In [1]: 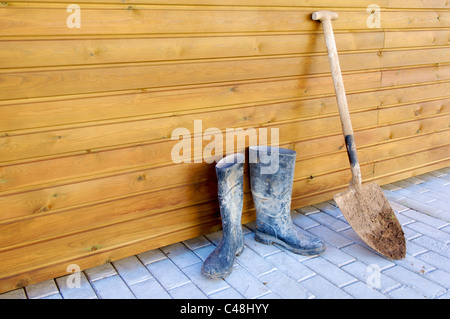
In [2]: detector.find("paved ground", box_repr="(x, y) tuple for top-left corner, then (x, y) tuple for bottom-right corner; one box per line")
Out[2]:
(1, 168), (449, 299)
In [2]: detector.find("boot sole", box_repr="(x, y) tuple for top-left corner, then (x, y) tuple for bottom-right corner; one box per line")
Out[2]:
(255, 231), (325, 256)
(201, 245), (245, 280)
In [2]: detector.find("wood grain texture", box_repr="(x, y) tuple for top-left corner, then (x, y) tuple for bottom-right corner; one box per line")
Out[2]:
(0, 1), (449, 293)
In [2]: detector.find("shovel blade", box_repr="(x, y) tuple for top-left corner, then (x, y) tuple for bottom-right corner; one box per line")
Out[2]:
(334, 182), (406, 260)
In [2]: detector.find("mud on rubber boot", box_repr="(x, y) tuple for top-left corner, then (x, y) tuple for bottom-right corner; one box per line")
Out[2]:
(249, 146), (326, 256)
(201, 153), (245, 279)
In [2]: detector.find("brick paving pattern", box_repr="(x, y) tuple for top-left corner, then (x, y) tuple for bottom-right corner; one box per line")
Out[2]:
(2, 168), (449, 299)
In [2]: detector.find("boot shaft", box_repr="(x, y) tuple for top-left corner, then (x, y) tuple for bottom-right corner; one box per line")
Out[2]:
(249, 146), (296, 217)
(215, 153), (245, 234)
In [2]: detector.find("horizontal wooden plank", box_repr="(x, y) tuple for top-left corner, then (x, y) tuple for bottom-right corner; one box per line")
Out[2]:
(2, 46), (450, 101)
(6, 0), (390, 8)
(385, 30), (450, 48)
(388, 0), (450, 9)
(381, 64), (450, 86)
(1, 7), (449, 38)
(373, 144), (450, 177)
(378, 98), (450, 124)
(0, 32), (385, 69)
(3, 30), (450, 70)
(0, 8), (363, 36)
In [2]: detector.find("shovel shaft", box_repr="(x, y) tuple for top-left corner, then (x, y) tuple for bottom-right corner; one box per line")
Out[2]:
(312, 11), (362, 184)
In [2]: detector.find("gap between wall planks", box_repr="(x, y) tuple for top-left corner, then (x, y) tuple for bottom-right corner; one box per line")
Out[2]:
(0, 1), (449, 293)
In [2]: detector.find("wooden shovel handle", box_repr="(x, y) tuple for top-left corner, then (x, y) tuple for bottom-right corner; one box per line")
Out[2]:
(312, 11), (362, 185)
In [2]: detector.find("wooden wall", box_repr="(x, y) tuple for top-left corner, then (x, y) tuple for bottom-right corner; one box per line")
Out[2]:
(1, 0), (449, 293)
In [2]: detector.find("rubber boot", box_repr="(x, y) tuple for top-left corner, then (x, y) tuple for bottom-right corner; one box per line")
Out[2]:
(201, 153), (245, 279)
(249, 146), (326, 256)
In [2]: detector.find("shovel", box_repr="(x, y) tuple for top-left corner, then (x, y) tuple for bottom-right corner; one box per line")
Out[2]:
(312, 11), (406, 259)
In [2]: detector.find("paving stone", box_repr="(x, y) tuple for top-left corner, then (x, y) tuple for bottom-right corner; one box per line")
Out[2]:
(412, 235), (450, 258)
(235, 245), (276, 277)
(424, 197), (450, 212)
(402, 226), (422, 241)
(396, 211), (416, 227)
(404, 240), (428, 257)
(307, 225), (353, 249)
(320, 244), (356, 267)
(84, 263), (117, 282)
(382, 190), (406, 202)
(168, 282), (207, 299)
(424, 269), (450, 289)
(299, 274), (352, 299)
(381, 183), (402, 191)
(441, 224), (450, 233)
(265, 251), (316, 282)
(56, 272), (97, 299)
(342, 281), (387, 299)
(393, 253), (436, 275)
(391, 180), (429, 193)
(394, 188), (437, 203)
(389, 200), (410, 213)
(401, 209), (448, 229)
(42, 293), (63, 299)
(137, 248), (167, 265)
(146, 258), (190, 291)
(388, 286), (427, 299)
(0, 288), (27, 299)
(128, 278), (171, 299)
(113, 256), (152, 286)
(25, 279), (59, 299)
(341, 260), (400, 294)
(402, 176), (427, 185)
(181, 263), (229, 296)
(312, 202), (343, 218)
(161, 242), (202, 269)
(418, 173), (449, 186)
(258, 270), (313, 299)
(416, 251), (450, 271)
(303, 256), (357, 288)
(183, 235), (211, 250)
(208, 287), (244, 299)
(192, 244), (215, 261)
(341, 243), (395, 271)
(406, 221), (450, 244)
(223, 264), (271, 299)
(295, 205), (320, 215)
(90, 275), (135, 299)
(257, 291), (281, 299)
(308, 212), (351, 232)
(292, 212), (320, 230)
(383, 265), (446, 298)
(244, 232), (280, 257)
(437, 292), (450, 299)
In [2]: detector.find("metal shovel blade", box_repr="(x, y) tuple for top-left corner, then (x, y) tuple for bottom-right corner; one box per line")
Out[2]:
(334, 182), (406, 260)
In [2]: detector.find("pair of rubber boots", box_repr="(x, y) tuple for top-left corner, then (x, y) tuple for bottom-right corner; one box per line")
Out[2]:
(201, 146), (326, 279)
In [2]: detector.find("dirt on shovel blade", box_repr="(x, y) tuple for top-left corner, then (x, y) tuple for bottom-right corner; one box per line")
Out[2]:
(334, 182), (406, 260)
